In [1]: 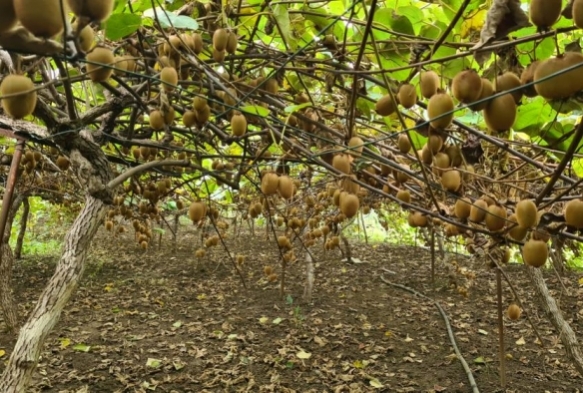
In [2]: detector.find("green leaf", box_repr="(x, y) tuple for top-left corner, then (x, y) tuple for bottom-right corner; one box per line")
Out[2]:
(514, 97), (554, 134)
(143, 7), (199, 30)
(241, 105), (270, 117)
(272, 4), (296, 49)
(73, 343), (91, 353)
(397, 6), (424, 35)
(104, 13), (142, 40)
(473, 356), (485, 364)
(146, 358), (162, 368)
(284, 102), (312, 113)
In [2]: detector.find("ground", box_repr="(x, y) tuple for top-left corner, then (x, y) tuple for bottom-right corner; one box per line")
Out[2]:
(1, 225), (582, 393)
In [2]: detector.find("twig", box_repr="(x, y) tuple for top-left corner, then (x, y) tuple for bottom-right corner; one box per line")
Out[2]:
(379, 275), (480, 393)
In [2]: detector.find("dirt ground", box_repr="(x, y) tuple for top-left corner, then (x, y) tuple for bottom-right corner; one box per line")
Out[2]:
(1, 225), (583, 393)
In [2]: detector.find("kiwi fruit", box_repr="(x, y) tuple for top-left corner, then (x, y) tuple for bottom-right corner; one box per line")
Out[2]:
(420, 145), (433, 164)
(67, 0), (114, 21)
(340, 193), (360, 218)
(195, 104), (211, 127)
(574, 0), (583, 28)
(192, 33), (204, 54)
(14, 0), (66, 38)
(278, 175), (295, 199)
(564, 199), (583, 228)
(164, 107), (175, 125)
(265, 78), (279, 94)
(231, 111), (247, 137)
(105, 220), (114, 231)
(409, 212), (428, 228)
(496, 72), (523, 104)
(451, 69), (483, 104)
(56, 155), (70, 170)
(397, 133), (411, 154)
(469, 199), (488, 222)
(149, 110), (165, 130)
(454, 197), (472, 219)
(277, 235), (292, 250)
(396, 189), (411, 203)
(0, 75), (37, 119)
(445, 145), (462, 167)
(507, 304), (521, 320)
(520, 61), (540, 97)
(468, 78), (494, 111)
(348, 136), (364, 158)
(183, 110), (197, 128)
(0, 0), (17, 33)
(420, 70), (440, 99)
(160, 66), (178, 92)
(261, 172), (279, 196)
(485, 204), (507, 232)
(213, 28), (229, 51)
(529, 0), (562, 29)
(397, 83), (417, 108)
(441, 170), (461, 192)
(342, 175), (360, 195)
(515, 199), (538, 228)
(534, 52), (583, 99)
(193, 96), (207, 111)
(226, 32), (238, 54)
(188, 202), (206, 223)
(432, 152), (450, 175)
(427, 134), (443, 154)
(522, 239), (548, 268)
(483, 93), (516, 132)
(332, 153), (351, 174)
(86, 47), (115, 83)
(75, 23), (95, 53)
(427, 91), (454, 129)
(375, 94), (396, 116)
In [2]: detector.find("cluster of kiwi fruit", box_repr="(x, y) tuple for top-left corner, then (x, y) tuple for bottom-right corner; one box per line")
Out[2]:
(19, 150), (42, 174)
(260, 171), (297, 200)
(211, 28), (238, 62)
(263, 265), (278, 283)
(132, 219), (153, 250)
(182, 96), (211, 129)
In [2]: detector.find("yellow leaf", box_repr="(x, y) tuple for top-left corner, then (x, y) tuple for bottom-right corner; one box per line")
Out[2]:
(296, 350), (312, 359)
(353, 360), (364, 369)
(578, 277), (583, 286)
(515, 336), (526, 346)
(460, 9), (487, 39)
(196, 294), (206, 300)
(384, 330), (392, 337)
(259, 316), (269, 324)
(0, 350), (5, 358)
(369, 378), (384, 388)
(60, 338), (71, 349)
(104, 283), (114, 292)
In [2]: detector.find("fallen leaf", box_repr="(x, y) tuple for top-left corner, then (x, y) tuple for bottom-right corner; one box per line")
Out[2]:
(59, 337), (71, 349)
(272, 317), (284, 324)
(478, 329), (488, 335)
(259, 316), (268, 324)
(474, 356), (485, 364)
(73, 344), (91, 353)
(172, 320), (182, 328)
(296, 350), (312, 359)
(516, 336), (526, 346)
(404, 334), (414, 342)
(369, 377), (384, 388)
(146, 358), (162, 368)
(0, 350), (5, 358)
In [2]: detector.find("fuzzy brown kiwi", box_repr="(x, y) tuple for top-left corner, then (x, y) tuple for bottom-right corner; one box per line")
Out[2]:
(397, 83), (417, 108)
(427, 91), (454, 129)
(67, 0), (114, 21)
(75, 23), (95, 53)
(574, 0), (583, 27)
(507, 304), (521, 320)
(212, 28), (229, 51)
(265, 78), (279, 94)
(261, 172), (279, 196)
(468, 78), (494, 111)
(375, 94), (396, 116)
(496, 72), (523, 104)
(226, 32), (238, 54)
(348, 136), (364, 158)
(483, 93), (516, 132)
(515, 199), (538, 228)
(427, 134), (444, 154)
(14, 0), (66, 38)
(0, 75), (37, 119)
(441, 170), (461, 192)
(332, 153), (351, 174)
(278, 175), (295, 199)
(432, 152), (450, 174)
(56, 155), (70, 171)
(192, 33), (204, 54)
(469, 199), (488, 222)
(0, 0), (17, 33)
(86, 47), (115, 83)
(564, 199), (583, 228)
(188, 202), (206, 223)
(213, 48), (226, 62)
(445, 145), (462, 167)
(420, 70), (440, 99)
(195, 104), (211, 127)
(485, 204), (507, 231)
(149, 110), (165, 130)
(420, 145), (433, 164)
(105, 220), (114, 231)
(341, 175), (360, 194)
(522, 239), (548, 268)
(340, 193), (359, 218)
(520, 61), (540, 97)
(182, 110), (197, 128)
(160, 66), (178, 92)
(534, 52), (583, 99)
(397, 133), (411, 154)
(529, 0), (562, 29)
(231, 111), (247, 137)
(33, 151), (42, 162)
(193, 96), (207, 112)
(508, 213), (526, 240)
(454, 197), (472, 219)
(451, 69), (483, 104)
(396, 189), (411, 203)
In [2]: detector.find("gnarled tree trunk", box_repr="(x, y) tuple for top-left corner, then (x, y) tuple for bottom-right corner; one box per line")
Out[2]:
(0, 194), (25, 333)
(527, 266), (583, 375)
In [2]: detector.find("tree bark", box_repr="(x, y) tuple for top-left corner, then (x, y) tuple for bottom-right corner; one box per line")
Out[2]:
(527, 266), (583, 375)
(0, 194), (25, 333)
(14, 198), (29, 260)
